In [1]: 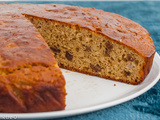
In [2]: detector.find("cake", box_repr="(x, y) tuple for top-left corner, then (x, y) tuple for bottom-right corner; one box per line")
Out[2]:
(0, 3), (155, 113)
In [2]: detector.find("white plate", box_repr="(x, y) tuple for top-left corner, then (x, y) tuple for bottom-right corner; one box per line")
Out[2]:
(0, 53), (160, 120)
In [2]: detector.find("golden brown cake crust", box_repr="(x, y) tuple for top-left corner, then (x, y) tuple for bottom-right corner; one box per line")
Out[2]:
(0, 3), (155, 58)
(0, 3), (66, 113)
(21, 3), (155, 58)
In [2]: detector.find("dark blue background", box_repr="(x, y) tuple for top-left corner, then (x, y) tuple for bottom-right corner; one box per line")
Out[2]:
(1, 1), (160, 120)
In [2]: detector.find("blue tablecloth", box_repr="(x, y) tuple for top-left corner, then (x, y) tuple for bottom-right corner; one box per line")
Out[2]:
(1, 1), (160, 120)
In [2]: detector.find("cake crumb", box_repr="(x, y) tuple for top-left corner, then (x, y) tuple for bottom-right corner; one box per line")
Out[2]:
(65, 70), (70, 73)
(114, 84), (116, 86)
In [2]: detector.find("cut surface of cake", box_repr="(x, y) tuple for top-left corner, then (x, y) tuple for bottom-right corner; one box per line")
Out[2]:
(0, 3), (156, 113)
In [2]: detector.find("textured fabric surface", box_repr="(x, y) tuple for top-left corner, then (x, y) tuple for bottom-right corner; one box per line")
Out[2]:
(1, 1), (160, 120)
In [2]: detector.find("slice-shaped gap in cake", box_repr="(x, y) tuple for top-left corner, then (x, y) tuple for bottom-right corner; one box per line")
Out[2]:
(24, 15), (147, 85)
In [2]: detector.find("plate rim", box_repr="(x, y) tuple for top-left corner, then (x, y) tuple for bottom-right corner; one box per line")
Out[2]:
(0, 52), (160, 119)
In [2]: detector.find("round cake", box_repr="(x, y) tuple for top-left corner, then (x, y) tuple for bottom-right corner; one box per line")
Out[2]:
(0, 3), (155, 113)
